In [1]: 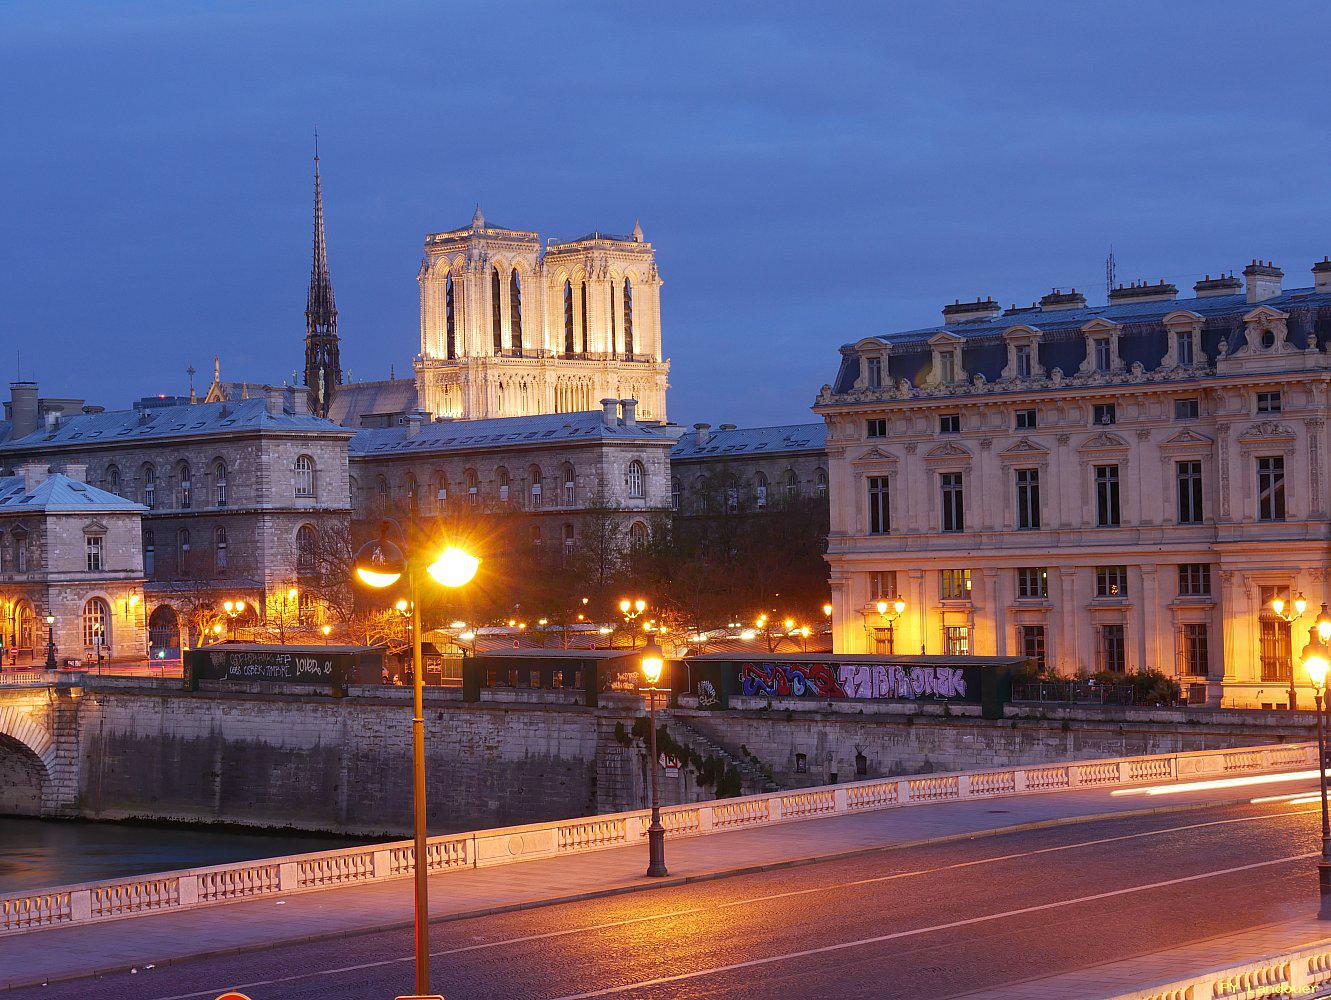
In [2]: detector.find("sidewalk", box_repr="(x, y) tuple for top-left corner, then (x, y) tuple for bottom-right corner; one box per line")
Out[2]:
(974, 917), (1331, 999)
(0, 777), (1315, 990)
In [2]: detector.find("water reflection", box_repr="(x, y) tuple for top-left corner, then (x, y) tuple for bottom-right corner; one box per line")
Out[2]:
(0, 818), (370, 893)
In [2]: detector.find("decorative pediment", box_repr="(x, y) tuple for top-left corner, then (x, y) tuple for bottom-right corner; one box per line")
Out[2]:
(852, 447), (900, 466)
(1081, 317), (1123, 335)
(1237, 420), (1296, 445)
(82, 520), (109, 535)
(998, 438), (1051, 460)
(1159, 428), (1215, 452)
(1161, 309), (1204, 329)
(1243, 305), (1290, 324)
(1003, 324), (1042, 341)
(855, 336), (888, 354)
(1077, 431), (1130, 453)
(927, 330), (964, 347)
(923, 441), (974, 463)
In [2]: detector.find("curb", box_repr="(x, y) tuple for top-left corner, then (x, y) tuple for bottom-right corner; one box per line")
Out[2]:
(0, 799), (1261, 993)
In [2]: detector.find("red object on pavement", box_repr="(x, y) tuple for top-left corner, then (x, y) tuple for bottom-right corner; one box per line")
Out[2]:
(215, 993), (253, 1000)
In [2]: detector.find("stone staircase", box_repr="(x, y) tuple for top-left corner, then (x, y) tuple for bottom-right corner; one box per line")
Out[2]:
(669, 715), (779, 794)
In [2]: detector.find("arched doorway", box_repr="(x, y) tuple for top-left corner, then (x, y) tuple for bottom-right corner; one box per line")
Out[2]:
(0, 734), (46, 816)
(11, 601), (35, 662)
(148, 605), (181, 661)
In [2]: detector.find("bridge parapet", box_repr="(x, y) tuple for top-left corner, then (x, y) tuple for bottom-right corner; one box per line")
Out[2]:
(0, 739), (1315, 937)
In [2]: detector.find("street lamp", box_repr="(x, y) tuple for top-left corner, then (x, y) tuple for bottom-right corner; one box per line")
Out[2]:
(619, 597), (647, 648)
(1302, 628), (1331, 919)
(1273, 593), (1311, 710)
(639, 641), (668, 878)
(352, 522), (479, 998)
(44, 614), (56, 669)
(223, 599), (246, 641)
(867, 597), (907, 654)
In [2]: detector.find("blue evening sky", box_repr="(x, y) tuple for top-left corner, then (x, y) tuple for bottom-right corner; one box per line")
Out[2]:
(3, 2), (1330, 427)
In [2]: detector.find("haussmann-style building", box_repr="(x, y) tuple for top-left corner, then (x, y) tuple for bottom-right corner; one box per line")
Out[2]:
(815, 258), (1331, 708)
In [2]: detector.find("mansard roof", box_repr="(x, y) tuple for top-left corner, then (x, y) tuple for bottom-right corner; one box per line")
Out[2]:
(326, 378), (421, 428)
(0, 397), (350, 454)
(830, 283), (1331, 395)
(349, 409), (674, 459)
(0, 473), (145, 514)
(669, 422), (827, 460)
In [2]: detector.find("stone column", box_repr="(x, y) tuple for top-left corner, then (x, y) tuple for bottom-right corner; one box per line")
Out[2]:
(1139, 566), (1159, 673)
(986, 566), (1007, 656)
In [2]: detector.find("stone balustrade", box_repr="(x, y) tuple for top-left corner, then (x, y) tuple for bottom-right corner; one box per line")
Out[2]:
(0, 740), (1315, 936)
(1110, 938), (1331, 1000)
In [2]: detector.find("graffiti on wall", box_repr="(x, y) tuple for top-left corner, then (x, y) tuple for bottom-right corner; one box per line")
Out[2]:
(736, 661), (969, 702)
(738, 661), (848, 698)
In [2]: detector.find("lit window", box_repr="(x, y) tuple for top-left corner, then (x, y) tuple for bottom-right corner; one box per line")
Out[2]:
(627, 460), (645, 499)
(85, 535), (104, 572)
(940, 569), (971, 600)
(1095, 565), (1128, 598)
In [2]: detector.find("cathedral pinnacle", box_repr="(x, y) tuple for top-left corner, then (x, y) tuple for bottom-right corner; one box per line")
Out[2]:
(472, 203), (485, 229)
(304, 132), (342, 417)
(631, 219), (643, 242)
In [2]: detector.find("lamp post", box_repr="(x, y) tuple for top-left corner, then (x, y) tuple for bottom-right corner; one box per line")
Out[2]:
(353, 521), (479, 998)
(223, 600), (246, 641)
(865, 597), (907, 654)
(1302, 626), (1331, 919)
(1273, 593), (1310, 710)
(619, 598), (647, 648)
(639, 640), (668, 878)
(44, 614), (56, 669)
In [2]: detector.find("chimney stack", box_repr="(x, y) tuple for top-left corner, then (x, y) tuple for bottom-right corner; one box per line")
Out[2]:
(600, 398), (619, 427)
(1107, 279), (1177, 305)
(44, 411), (60, 432)
(7, 382), (38, 440)
(1244, 260), (1283, 303)
(620, 398), (637, 426)
(1313, 257), (1331, 293)
(1038, 288), (1087, 312)
(941, 296), (1001, 324)
(20, 463), (49, 492)
(719, 423), (737, 431)
(404, 411), (424, 438)
(1193, 273), (1243, 298)
(264, 387), (288, 416)
(693, 422), (711, 446)
(63, 463), (87, 484)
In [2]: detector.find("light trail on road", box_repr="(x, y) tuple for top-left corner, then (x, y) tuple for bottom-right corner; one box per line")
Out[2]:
(1111, 769), (1317, 796)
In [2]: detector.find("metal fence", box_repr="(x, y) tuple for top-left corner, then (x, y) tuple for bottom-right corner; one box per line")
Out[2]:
(1012, 680), (1154, 706)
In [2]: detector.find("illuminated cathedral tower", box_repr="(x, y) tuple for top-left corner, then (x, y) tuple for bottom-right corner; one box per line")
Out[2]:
(303, 141), (342, 418)
(414, 208), (669, 421)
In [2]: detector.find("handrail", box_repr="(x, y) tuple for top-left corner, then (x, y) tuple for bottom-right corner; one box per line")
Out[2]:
(1107, 935), (1331, 999)
(0, 740), (1314, 936)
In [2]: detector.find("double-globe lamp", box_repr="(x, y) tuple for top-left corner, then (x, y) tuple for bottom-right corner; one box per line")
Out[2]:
(353, 529), (480, 999)
(639, 640), (669, 878)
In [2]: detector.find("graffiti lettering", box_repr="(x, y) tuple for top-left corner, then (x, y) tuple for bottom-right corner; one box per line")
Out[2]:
(738, 662), (849, 698)
(838, 664), (967, 700)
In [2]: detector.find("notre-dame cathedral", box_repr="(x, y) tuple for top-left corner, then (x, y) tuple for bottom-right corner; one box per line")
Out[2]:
(412, 206), (669, 423)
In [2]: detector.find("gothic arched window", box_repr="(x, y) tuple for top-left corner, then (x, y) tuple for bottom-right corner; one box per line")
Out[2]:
(465, 468), (479, 505)
(562, 463), (576, 506)
(624, 277), (635, 356)
(405, 473), (419, 515)
(563, 280), (574, 355)
(784, 469), (799, 500)
(491, 265), (504, 355)
(141, 463), (156, 509)
(671, 477), (681, 511)
(755, 472), (769, 510)
(294, 455), (315, 498)
(579, 282), (588, 354)
(177, 528), (191, 572)
(497, 467), (511, 503)
(213, 459), (228, 508)
(445, 274), (457, 360)
(626, 460), (645, 499)
(529, 465), (544, 509)
(510, 269), (523, 353)
(214, 526), (228, 573)
(815, 468), (828, 498)
(106, 464), (121, 495)
(175, 460), (192, 509)
(629, 520), (648, 549)
(296, 524), (317, 576)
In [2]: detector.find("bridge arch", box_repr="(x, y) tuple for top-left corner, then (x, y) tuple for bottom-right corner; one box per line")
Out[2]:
(0, 701), (57, 816)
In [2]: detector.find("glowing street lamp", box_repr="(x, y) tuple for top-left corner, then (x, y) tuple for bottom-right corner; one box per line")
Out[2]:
(639, 641), (668, 878)
(223, 599), (247, 640)
(1303, 628), (1331, 920)
(823, 603), (833, 618)
(44, 614), (56, 669)
(1273, 593), (1313, 710)
(619, 597), (648, 648)
(351, 521), (480, 997)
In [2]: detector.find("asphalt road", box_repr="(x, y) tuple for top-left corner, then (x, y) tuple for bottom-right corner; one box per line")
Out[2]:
(11, 799), (1323, 1000)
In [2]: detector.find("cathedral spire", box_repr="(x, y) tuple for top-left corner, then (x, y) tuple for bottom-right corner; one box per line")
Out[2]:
(304, 128), (341, 417)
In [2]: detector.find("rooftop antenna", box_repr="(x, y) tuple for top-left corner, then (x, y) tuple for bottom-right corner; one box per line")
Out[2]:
(1106, 247), (1117, 299)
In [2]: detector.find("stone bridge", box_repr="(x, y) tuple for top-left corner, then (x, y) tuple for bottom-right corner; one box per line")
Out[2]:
(0, 676), (81, 816)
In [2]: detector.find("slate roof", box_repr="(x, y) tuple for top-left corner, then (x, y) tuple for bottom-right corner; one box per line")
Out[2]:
(0, 397), (350, 454)
(326, 379), (421, 428)
(349, 409), (674, 458)
(832, 283), (1331, 394)
(0, 473), (146, 514)
(670, 423), (827, 460)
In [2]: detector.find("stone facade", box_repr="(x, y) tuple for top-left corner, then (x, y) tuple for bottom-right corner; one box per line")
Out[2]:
(816, 259), (1331, 708)
(414, 209), (669, 423)
(669, 422), (828, 515)
(0, 387), (353, 654)
(0, 468), (147, 665)
(349, 402), (674, 547)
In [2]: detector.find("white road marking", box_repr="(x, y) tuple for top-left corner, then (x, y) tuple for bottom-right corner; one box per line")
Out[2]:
(547, 852), (1317, 999)
(142, 808), (1316, 1000)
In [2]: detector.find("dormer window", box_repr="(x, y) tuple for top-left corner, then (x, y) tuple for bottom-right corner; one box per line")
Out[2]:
(1001, 325), (1043, 381)
(866, 357), (882, 389)
(1015, 345), (1032, 378)
(1175, 332), (1194, 366)
(1094, 338), (1111, 373)
(939, 353), (956, 384)
(927, 332), (965, 387)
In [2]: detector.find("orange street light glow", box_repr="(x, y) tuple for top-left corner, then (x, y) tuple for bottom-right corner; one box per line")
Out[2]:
(357, 567), (400, 587)
(1111, 770), (1320, 797)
